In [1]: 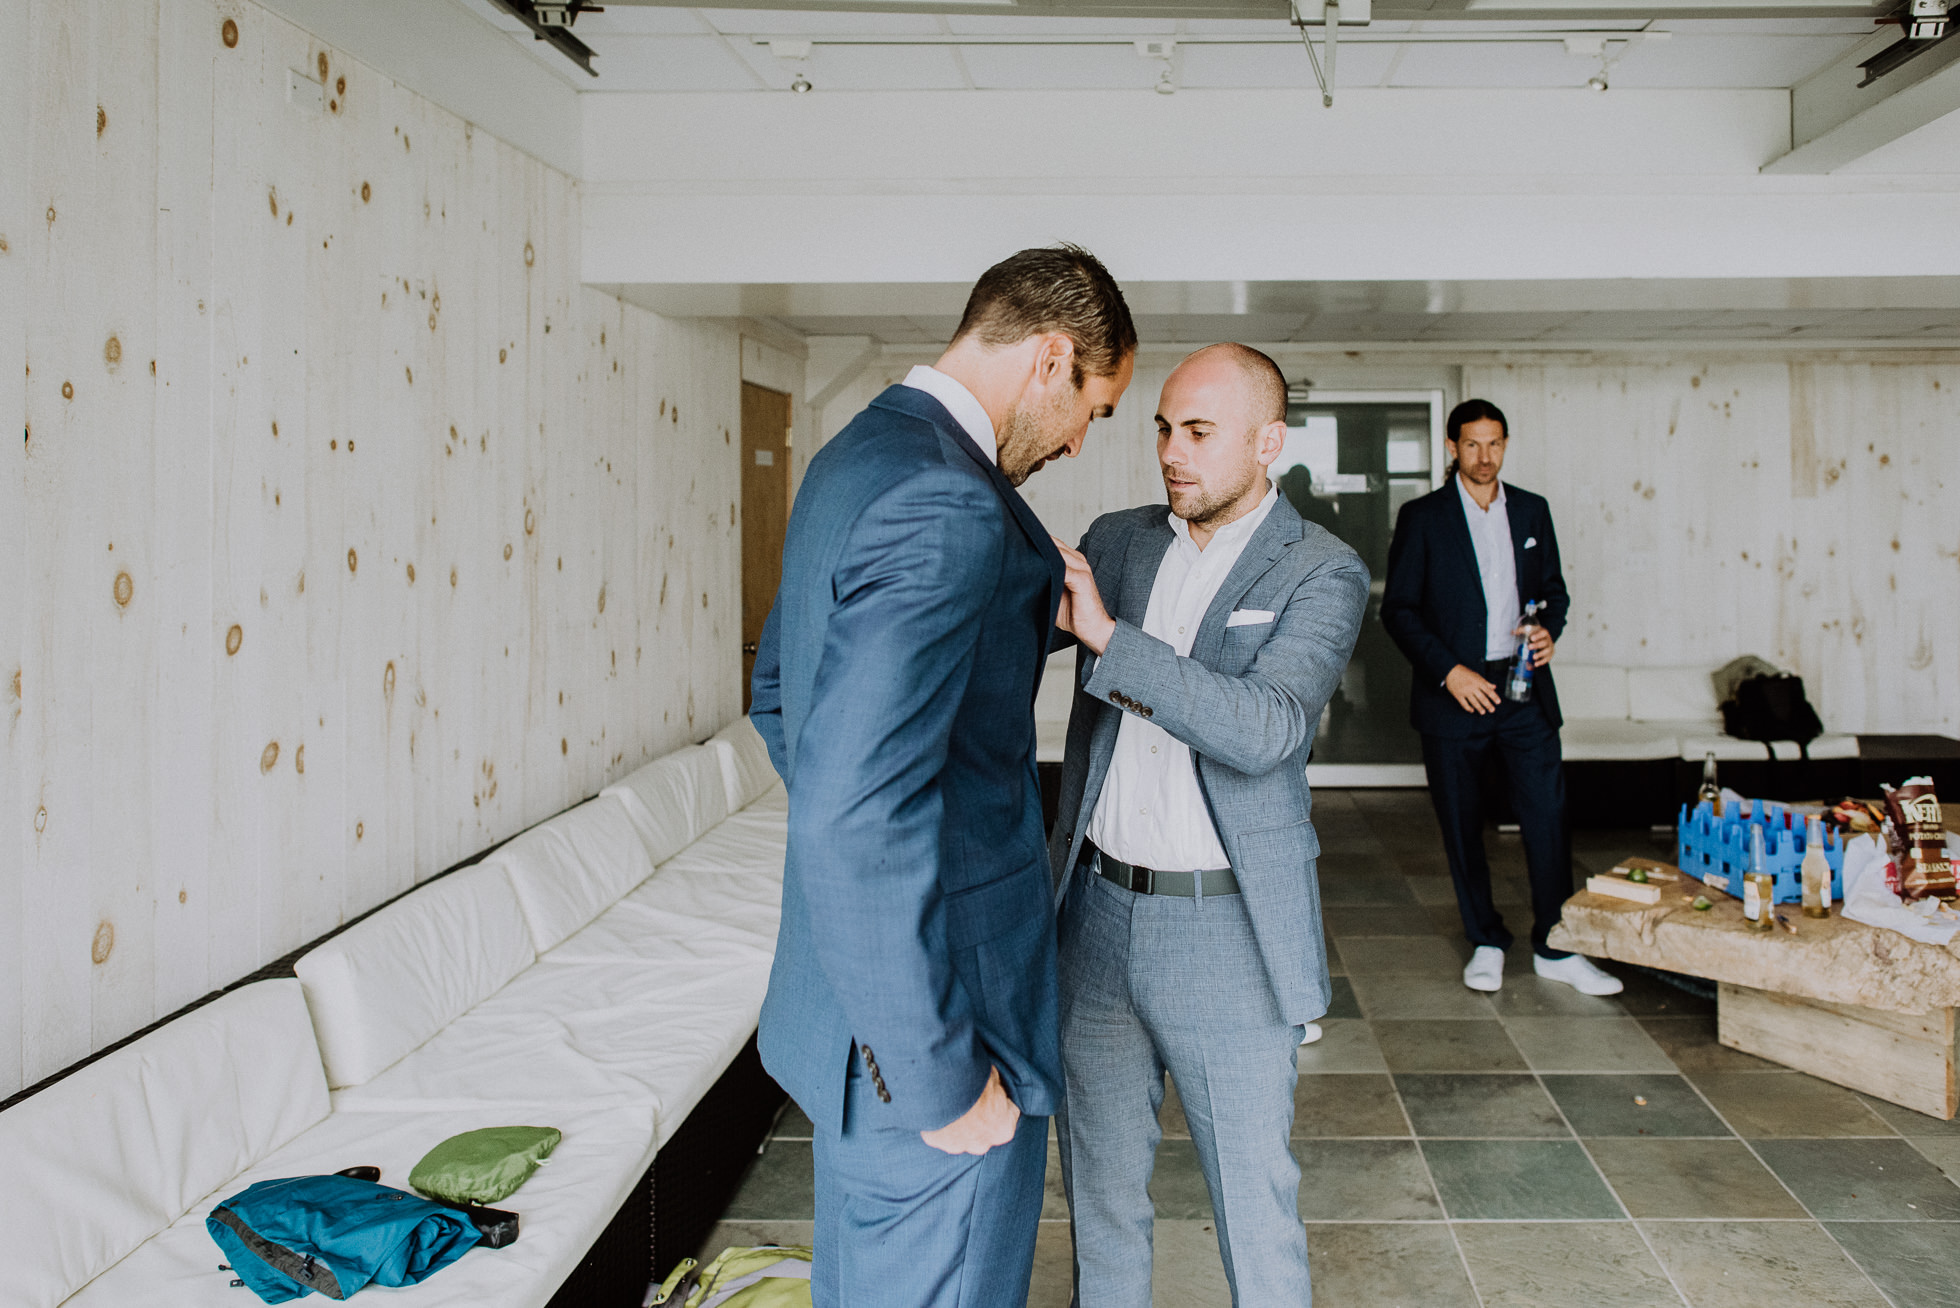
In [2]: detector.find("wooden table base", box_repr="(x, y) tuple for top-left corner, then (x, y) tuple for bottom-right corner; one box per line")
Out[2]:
(1719, 982), (1957, 1120)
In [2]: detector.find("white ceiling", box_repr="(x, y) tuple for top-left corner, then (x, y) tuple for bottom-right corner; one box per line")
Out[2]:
(461, 2), (1882, 92)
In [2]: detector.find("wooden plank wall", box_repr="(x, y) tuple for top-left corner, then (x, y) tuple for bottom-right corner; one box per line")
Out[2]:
(0, 0), (742, 1096)
(1470, 358), (1960, 738)
(806, 344), (1960, 740)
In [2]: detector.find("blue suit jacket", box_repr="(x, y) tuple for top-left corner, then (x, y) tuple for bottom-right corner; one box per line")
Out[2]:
(1380, 480), (1570, 737)
(749, 385), (1065, 1136)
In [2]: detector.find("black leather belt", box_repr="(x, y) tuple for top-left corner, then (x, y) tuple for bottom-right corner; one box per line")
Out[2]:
(1088, 842), (1239, 898)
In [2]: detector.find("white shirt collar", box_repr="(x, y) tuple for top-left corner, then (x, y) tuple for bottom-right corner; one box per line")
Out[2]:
(1456, 472), (1506, 516)
(902, 366), (996, 467)
(1169, 482), (1278, 555)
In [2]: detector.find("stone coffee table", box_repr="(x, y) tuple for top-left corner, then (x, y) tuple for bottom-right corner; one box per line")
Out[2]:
(1549, 865), (1960, 1119)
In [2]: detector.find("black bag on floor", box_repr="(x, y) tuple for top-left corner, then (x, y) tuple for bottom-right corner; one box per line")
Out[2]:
(1720, 673), (1824, 758)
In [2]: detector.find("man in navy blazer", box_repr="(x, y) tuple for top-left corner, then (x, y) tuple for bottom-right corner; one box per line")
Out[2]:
(748, 246), (1136, 1308)
(1382, 399), (1622, 997)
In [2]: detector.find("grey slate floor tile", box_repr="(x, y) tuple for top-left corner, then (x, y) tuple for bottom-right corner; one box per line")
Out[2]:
(1825, 1220), (1960, 1308)
(1395, 1072), (1570, 1138)
(1295, 1138), (1444, 1220)
(1637, 1220), (1891, 1308)
(1691, 1071), (1898, 1138)
(1754, 1138), (1960, 1221)
(1374, 1019), (1529, 1073)
(1422, 1138), (1624, 1219)
(1541, 1072), (1732, 1137)
(1586, 1137), (1808, 1218)
(1304, 1222), (1480, 1308)
(1453, 1221), (1681, 1308)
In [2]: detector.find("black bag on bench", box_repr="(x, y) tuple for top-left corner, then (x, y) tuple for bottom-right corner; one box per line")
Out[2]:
(1721, 673), (1824, 759)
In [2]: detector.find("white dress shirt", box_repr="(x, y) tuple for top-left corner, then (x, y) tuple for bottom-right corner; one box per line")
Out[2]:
(1457, 474), (1520, 660)
(902, 365), (996, 467)
(1086, 485), (1280, 872)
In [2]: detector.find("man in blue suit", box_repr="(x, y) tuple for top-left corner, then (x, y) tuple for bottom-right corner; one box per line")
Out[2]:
(749, 246), (1137, 1308)
(1381, 399), (1621, 997)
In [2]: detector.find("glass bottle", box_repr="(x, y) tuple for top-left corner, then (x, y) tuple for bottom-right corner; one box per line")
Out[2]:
(1744, 823), (1775, 931)
(1802, 814), (1832, 918)
(1505, 601), (1539, 704)
(1698, 752), (1722, 818)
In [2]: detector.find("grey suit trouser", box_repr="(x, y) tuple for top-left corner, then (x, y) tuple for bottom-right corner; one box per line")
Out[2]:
(1055, 856), (1312, 1307)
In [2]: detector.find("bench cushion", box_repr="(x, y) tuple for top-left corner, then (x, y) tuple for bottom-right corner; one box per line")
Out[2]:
(62, 1103), (657, 1308)
(295, 863), (535, 1090)
(0, 981), (328, 1308)
(1679, 733), (1861, 763)
(1627, 666), (1722, 725)
(491, 796), (654, 954)
(1554, 664), (1629, 721)
(711, 718), (779, 813)
(601, 744), (730, 867)
(1559, 718), (1691, 762)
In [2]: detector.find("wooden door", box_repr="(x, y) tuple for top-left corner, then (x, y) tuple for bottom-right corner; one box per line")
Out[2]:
(741, 383), (793, 711)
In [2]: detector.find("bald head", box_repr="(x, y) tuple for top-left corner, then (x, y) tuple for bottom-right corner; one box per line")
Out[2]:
(1174, 342), (1287, 430)
(1156, 343), (1291, 545)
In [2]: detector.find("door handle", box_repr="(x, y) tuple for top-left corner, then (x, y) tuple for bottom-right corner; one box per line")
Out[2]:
(742, 642), (759, 656)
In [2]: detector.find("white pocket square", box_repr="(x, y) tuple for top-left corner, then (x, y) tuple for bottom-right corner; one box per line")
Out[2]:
(1524, 537), (1538, 549)
(1226, 609), (1275, 628)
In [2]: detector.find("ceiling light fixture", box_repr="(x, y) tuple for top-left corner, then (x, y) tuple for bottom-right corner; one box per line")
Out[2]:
(1136, 39), (1179, 94)
(791, 74), (813, 93)
(770, 39), (815, 93)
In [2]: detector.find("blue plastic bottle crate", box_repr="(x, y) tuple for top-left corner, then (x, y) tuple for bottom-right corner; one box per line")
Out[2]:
(1675, 800), (1843, 905)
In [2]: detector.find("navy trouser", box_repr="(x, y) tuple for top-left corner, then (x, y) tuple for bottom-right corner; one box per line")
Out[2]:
(809, 1058), (1048, 1308)
(1419, 694), (1572, 958)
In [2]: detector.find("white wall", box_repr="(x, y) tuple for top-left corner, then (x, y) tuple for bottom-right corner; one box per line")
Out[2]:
(583, 89), (1960, 286)
(806, 341), (1960, 739)
(0, 0), (742, 1097)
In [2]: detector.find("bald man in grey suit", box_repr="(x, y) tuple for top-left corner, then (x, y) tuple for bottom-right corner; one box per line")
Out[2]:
(1047, 344), (1369, 1306)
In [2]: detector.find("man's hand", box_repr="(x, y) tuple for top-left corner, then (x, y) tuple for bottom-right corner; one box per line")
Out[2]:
(1051, 538), (1116, 655)
(920, 1065), (1020, 1156)
(1445, 664), (1502, 715)
(1521, 624), (1555, 669)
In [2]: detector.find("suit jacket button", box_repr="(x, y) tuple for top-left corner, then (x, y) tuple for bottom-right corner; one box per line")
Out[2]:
(1142, 707), (1154, 719)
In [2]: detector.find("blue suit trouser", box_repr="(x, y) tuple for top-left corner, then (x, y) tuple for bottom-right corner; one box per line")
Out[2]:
(1419, 695), (1572, 958)
(809, 1059), (1048, 1308)
(1055, 858), (1311, 1307)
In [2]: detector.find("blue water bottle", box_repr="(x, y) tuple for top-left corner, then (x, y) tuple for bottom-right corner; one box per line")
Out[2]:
(1505, 601), (1539, 703)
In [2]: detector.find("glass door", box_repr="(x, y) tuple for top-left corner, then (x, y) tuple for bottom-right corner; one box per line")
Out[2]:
(1277, 390), (1445, 781)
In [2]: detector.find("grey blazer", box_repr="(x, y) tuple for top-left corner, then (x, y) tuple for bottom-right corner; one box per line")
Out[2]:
(1046, 493), (1370, 1026)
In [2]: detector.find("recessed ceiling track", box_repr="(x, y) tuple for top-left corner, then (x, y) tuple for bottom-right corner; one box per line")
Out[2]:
(486, 0), (602, 75)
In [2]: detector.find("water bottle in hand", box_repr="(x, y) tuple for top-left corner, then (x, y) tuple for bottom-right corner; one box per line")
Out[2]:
(1505, 601), (1539, 704)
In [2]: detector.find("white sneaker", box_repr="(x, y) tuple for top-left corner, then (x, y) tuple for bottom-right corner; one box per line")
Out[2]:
(1463, 946), (1505, 992)
(1534, 953), (1625, 996)
(1299, 1022), (1324, 1046)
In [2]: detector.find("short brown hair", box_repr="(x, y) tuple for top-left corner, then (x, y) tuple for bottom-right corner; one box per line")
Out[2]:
(952, 245), (1137, 385)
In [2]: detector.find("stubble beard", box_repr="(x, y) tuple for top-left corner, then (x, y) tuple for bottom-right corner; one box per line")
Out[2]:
(996, 385), (1076, 488)
(1166, 459), (1260, 528)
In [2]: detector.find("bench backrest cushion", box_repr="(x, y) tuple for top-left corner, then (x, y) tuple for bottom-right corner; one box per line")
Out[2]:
(601, 744), (730, 866)
(294, 863), (534, 1090)
(0, 980), (328, 1308)
(711, 717), (779, 813)
(493, 795), (655, 954)
(1627, 666), (1722, 724)
(1555, 664), (1629, 721)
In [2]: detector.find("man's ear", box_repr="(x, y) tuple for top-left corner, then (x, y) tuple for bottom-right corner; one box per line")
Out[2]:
(1034, 333), (1076, 386)
(1254, 418), (1288, 469)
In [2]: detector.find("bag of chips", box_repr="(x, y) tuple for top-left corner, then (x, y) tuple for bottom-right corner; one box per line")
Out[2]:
(1881, 779), (1956, 901)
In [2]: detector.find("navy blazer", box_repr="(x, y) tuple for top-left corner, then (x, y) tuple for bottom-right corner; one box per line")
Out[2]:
(749, 386), (1065, 1137)
(1381, 480), (1570, 737)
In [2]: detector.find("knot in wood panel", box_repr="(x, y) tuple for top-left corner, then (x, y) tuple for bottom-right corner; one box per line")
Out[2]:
(226, 624), (243, 657)
(61, 380), (73, 400)
(405, 562), (415, 583)
(503, 544), (512, 561)
(112, 572), (133, 607)
(356, 821), (364, 840)
(318, 51), (329, 80)
(524, 242), (535, 267)
(360, 181), (371, 204)
(221, 18), (238, 48)
(260, 741), (280, 773)
(295, 744), (305, 774)
(524, 508), (535, 536)
(383, 661), (396, 701)
(347, 547), (358, 573)
(91, 922), (114, 965)
(104, 336), (120, 368)
(34, 805), (47, 833)
(96, 106), (106, 136)
(597, 585), (606, 614)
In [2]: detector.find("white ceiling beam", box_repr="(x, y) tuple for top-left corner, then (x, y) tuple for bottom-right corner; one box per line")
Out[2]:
(1762, 27), (1960, 172)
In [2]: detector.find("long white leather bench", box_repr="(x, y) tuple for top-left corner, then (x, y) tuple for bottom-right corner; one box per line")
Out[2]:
(0, 720), (787, 1308)
(1557, 663), (1858, 763)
